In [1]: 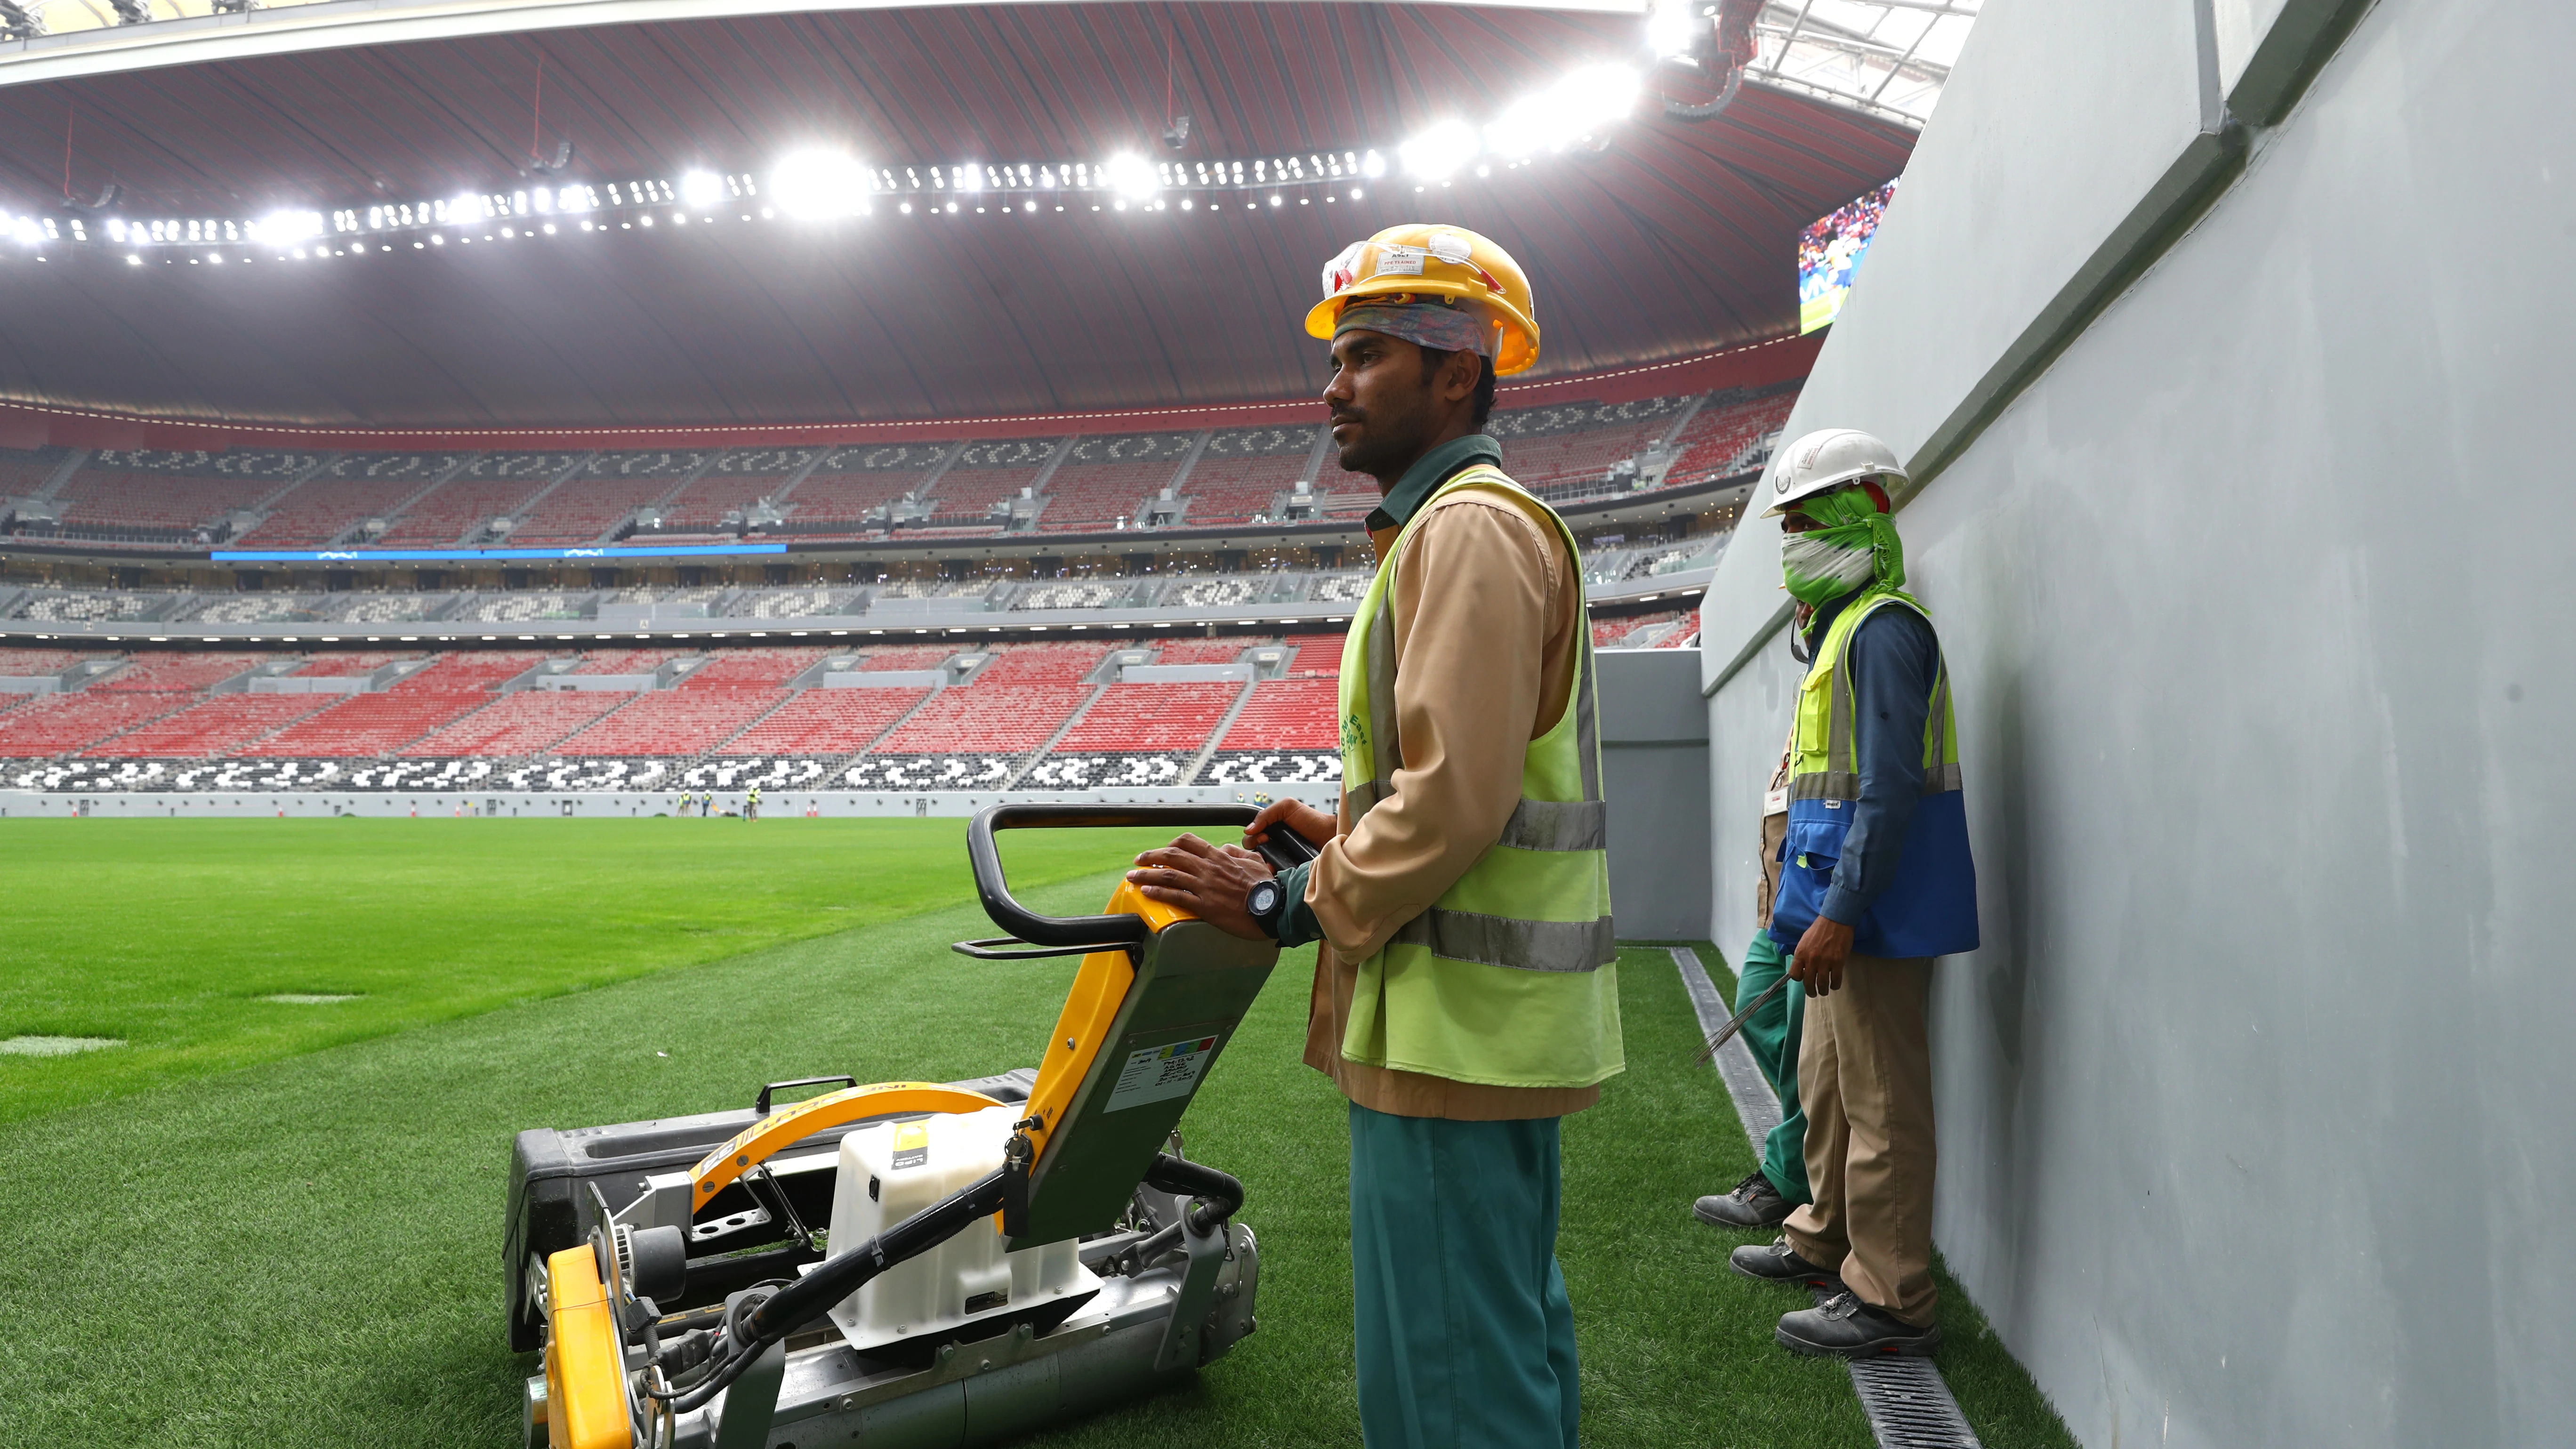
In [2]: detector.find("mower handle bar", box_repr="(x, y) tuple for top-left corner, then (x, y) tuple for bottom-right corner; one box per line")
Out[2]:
(965, 803), (1317, 949)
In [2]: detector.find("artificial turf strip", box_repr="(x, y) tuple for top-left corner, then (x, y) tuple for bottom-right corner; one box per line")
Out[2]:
(0, 818), (1174, 1125)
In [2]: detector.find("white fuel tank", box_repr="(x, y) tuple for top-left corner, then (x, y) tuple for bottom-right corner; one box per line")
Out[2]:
(821, 1104), (1099, 1353)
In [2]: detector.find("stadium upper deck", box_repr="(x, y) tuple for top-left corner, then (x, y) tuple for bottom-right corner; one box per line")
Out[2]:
(0, 615), (1693, 794)
(0, 384), (1791, 558)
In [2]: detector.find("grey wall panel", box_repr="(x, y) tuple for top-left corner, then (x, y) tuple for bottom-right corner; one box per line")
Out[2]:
(1598, 649), (1712, 941)
(1703, 0), (2225, 678)
(1703, 631), (1797, 963)
(1704, 0), (2576, 1442)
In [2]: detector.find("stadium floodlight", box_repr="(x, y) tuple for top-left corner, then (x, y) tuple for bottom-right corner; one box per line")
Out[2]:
(679, 170), (725, 208)
(1100, 151), (1161, 199)
(1398, 120), (1479, 181)
(253, 209), (325, 244)
(770, 150), (870, 218)
(1646, 0), (1703, 59)
(954, 164), (984, 193)
(1487, 64), (1642, 158)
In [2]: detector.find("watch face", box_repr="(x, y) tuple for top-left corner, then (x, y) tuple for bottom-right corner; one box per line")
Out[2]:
(1249, 880), (1281, 917)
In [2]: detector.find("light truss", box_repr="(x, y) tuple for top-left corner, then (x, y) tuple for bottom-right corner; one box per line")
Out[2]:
(1745, 0), (1980, 129)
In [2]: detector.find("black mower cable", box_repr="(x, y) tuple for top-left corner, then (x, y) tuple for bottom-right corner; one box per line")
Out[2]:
(650, 1167), (1016, 1414)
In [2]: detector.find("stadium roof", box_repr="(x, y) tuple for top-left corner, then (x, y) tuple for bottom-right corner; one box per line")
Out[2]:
(0, 2), (1924, 433)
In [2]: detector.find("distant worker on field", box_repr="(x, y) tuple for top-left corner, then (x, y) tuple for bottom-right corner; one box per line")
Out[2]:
(1727, 429), (1979, 1358)
(1126, 224), (1619, 1449)
(1693, 727), (1813, 1232)
(746, 785), (761, 822)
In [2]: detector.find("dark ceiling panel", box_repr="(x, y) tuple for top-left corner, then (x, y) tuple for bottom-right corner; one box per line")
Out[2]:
(0, 3), (1912, 428)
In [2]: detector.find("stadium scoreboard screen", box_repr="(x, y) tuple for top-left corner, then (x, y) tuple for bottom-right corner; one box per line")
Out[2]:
(1798, 178), (1898, 334)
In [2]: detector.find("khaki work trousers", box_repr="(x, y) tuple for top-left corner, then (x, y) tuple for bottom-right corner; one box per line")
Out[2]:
(1781, 953), (1937, 1326)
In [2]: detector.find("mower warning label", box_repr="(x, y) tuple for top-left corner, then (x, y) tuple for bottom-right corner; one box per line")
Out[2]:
(1105, 1035), (1221, 1113)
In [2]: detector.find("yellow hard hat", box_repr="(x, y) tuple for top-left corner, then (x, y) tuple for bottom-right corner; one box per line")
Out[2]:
(1305, 224), (1541, 376)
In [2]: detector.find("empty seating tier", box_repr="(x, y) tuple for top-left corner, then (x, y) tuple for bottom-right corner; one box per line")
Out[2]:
(87, 694), (330, 758)
(1037, 433), (1194, 532)
(293, 652), (410, 677)
(387, 652), (546, 693)
(1153, 638), (1260, 664)
(678, 647), (830, 688)
(93, 652), (266, 692)
(403, 691), (624, 758)
(0, 648), (104, 675)
(253, 692), (493, 757)
(572, 649), (684, 675)
(1194, 677), (1341, 786)
(973, 643), (1112, 685)
(718, 688), (927, 755)
(1666, 388), (1801, 487)
(0, 692), (189, 757)
(1184, 426), (1319, 524)
(1053, 681), (1242, 754)
(870, 682), (1090, 756)
(551, 688), (786, 757)
(925, 438), (1062, 521)
(235, 476), (429, 547)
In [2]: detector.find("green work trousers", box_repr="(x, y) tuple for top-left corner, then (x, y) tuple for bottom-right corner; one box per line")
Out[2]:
(1348, 1103), (1580, 1449)
(1736, 932), (1812, 1205)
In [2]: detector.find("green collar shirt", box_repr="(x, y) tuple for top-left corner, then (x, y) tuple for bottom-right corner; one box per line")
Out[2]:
(1363, 432), (1505, 537)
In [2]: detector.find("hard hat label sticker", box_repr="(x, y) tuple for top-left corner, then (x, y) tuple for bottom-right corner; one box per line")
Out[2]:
(1373, 245), (1426, 277)
(1105, 1035), (1223, 1113)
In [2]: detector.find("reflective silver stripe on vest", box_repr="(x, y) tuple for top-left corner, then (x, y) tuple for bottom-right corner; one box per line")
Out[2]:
(1788, 763), (1961, 800)
(1788, 771), (1863, 803)
(1391, 908), (1618, 973)
(1496, 797), (1607, 852)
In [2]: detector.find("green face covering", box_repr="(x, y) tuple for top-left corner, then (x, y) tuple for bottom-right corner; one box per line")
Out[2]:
(1780, 485), (1904, 607)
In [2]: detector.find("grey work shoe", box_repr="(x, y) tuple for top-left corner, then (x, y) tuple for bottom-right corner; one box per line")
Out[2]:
(1695, 1171), (1792, 1229)
(1775, 1291), (1941, 1358)
(1728, 1236), (1843, 1289)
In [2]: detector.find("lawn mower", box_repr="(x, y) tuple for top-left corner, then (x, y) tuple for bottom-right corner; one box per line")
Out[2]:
(504, 803), (1306, 1449)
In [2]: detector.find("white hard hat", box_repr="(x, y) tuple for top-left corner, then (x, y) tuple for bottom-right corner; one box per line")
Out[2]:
(1760, 428), (1908, 517)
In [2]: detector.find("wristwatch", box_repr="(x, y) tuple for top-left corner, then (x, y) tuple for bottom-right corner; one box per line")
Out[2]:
(1245, 877), (1286, 938)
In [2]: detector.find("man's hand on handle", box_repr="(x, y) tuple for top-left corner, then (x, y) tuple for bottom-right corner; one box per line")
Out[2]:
(1246, 798), (1336, 858)
(1125, 803), (1333, 943)
(1788, 915), (1855, 997)
(1127, 834), (1279, 942)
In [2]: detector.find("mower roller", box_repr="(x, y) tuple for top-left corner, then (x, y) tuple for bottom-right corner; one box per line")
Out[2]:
(504, 803), (1307, 1449)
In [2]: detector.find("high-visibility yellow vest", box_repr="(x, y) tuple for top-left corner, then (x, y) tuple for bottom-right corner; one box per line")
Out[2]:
(1771, 585), (1979, 958)
(1336, 463), (1624, 1090)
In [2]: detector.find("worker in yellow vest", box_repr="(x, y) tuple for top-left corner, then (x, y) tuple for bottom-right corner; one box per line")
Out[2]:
(1726, 428), (1979, 1358)
(1127, 224), (1617, 1449)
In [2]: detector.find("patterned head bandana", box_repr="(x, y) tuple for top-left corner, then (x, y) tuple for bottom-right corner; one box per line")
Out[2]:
(1332, 297), (1497, 357)
(1780, 483), (1904, 607)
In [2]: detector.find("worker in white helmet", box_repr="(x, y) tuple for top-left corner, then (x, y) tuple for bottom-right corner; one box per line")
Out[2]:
(1723, 428), (1979, 1358)
(1125, 225), (1618, 1449)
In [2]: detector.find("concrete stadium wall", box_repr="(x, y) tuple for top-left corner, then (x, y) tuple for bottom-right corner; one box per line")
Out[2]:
(1699, 0), (2571, 1444)
(1598, 649), (1711, 941)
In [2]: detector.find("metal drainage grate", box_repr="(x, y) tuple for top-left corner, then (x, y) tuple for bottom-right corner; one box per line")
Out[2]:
(1849, 1354), (1983, 1449)
(1674, 948), (1984, 1449)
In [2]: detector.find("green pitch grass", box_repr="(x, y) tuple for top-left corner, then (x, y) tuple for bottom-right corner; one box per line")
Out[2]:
(0, 818), (1171, 1124)
(0, 824), (2073, 1449)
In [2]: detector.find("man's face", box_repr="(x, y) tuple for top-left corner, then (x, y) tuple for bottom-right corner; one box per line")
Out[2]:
(1322, 329), (1461, 480)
